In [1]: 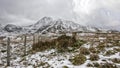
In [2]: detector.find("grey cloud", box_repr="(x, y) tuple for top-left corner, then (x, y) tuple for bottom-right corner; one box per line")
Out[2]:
(73, 0), (120, 30)
(0, 0), (74, 25)
(0, 0), (120, 30)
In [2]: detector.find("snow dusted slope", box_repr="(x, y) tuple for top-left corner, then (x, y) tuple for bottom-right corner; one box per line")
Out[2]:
(28, 17), (90, 34)
(28, 17), (54, 33)
(45, 19), (85, 33)
(33, 17), (106, 34)
(85, 26), (102, 32)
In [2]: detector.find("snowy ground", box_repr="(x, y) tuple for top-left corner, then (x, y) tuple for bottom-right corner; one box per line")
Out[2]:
(0, 35), (120, 68)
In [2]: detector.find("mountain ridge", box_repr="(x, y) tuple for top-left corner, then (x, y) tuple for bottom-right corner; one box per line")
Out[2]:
(0, 17), (119, 35)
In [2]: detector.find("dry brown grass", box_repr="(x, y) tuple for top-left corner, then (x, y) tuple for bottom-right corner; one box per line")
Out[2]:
(32, 35), (86, 52)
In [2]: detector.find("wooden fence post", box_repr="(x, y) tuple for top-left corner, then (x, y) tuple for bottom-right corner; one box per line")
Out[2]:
(24, 35), (27, 56)
(37, 35), (40, 42)
(105, 33), (107, 46)
(32, 34), (35, 50)
(7, 37), (10, 66)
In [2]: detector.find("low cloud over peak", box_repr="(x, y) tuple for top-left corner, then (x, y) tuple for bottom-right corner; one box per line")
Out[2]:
(0, 0), (120, 30)
(73, 0), (120, 30)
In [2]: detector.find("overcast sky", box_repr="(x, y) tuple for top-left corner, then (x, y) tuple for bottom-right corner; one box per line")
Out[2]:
(0, 0), (120, 30)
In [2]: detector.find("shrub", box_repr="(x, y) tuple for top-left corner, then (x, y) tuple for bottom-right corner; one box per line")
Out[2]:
(113, 48), (120, 52)
(101, 59), (107, 62)
(55, 35), (76, 52)
(105, 50), (116, 56)
(62, 66), (69, 68)
(106, 45), (113, 48)
(69, 54), (86, 65)
(113, 40), (120, 46)
(87, 62), (100, 67)
(37, 62), (51, 68)
(99, 63), (117, 68)
(79, 47), (90, 55)
(32, 35), (86, 53)
(93, 62), (100, 67)
(97, 43), (105, 50)
(111, 58), (120, 63)
(1, 49), (6, 53)
(32, 40), (54, 51)
(32, 35), (74, 52)
(87, 63), (93, 67)
(74, 40), (86, 47)
(89, 47), (100, 54)
(89, 54), (99, 61)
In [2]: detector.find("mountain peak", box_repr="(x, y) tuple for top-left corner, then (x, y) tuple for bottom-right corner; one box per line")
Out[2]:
(41, 17), (53, 20)
(35, 17), (53, 25)
(38, 17), (53, 22)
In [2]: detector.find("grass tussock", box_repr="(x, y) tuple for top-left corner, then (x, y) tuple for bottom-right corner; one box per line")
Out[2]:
(87, 63), (94, 67)
(89, 47), (100, 54)
(111, 58), (120, 63)
(87, 62), (118, 68)
(69, 54), (86, 65)
(32, 40), (55, 51)
(104, 50), (116, 56)
(79, 47), (90, 55)
(37, 62), (51, 68)
(55, 35), (76, 52)
(113, 48), (120, 52)
(99, 63), (118, 68)
(97, 43), (106, 51)
(62, 66), (69, 68)
(113, 40), (120, 46)
(89, 54), (99, 61)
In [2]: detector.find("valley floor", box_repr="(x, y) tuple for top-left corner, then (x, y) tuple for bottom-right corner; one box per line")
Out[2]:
(0, 34), (120, 68)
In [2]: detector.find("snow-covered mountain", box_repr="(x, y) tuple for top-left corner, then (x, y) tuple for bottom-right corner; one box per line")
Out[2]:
(0, 17), (118, 35)
(28, 17), (99, 34)
(27, 17), (54, 33)
(38, 19), (85, 33)
(4, 24), (22, 32)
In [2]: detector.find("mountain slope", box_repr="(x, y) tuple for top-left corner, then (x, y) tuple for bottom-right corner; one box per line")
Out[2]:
(28, 17), (90, 34)
(44, 19), (84, 33)
(4, 24), (22, 32)
(28, 17), (54, 33)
